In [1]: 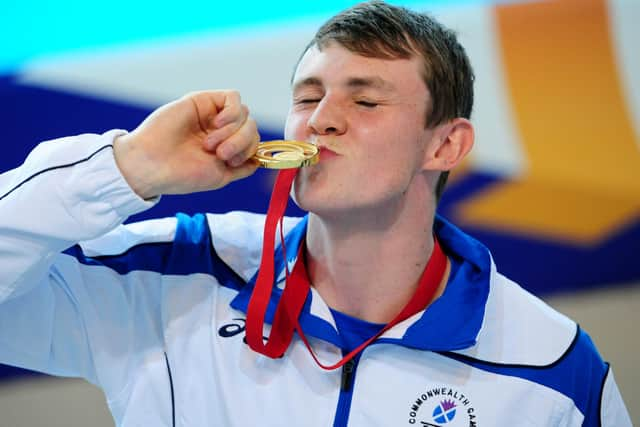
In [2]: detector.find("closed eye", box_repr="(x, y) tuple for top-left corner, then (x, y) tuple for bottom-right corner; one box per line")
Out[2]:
(356, 100), (378, 108)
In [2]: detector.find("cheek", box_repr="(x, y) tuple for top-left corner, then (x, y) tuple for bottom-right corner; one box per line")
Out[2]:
(357, 151), (411, 193)
(284, 111), (308, 140)
(362, 138), (424, 190)
(283, 116), (294, 140)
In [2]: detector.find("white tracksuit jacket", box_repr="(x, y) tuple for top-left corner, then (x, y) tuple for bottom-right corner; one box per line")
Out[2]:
(0, 131), (632, 426)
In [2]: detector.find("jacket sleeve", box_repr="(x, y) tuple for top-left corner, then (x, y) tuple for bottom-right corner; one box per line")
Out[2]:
(0, 130), (161, 395)
(600, 368), (633, 426)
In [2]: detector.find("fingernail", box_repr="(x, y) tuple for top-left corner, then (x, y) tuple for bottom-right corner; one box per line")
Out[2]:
(217, 145), (231, 160)
(232, 154), (247, 167)
(205, 135), (218, 149)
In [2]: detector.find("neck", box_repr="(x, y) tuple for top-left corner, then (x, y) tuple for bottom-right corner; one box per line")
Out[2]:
(305, 186), (448, 323)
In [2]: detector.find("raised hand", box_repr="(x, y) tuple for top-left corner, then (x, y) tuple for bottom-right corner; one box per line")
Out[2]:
(114, 90), (260, 199)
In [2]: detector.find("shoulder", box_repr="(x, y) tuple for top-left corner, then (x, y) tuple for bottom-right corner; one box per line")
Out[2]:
(434, 215), (594, 367)
(456, 271), (578, 366)
(445, 271), (613, 422)
(205, 211), (304, 281)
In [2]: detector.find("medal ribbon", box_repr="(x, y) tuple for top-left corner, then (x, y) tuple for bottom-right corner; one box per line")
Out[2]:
(245, 169), (447, 370)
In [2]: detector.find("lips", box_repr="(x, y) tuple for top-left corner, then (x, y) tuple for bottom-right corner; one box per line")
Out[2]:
(318, 146), (338, 161)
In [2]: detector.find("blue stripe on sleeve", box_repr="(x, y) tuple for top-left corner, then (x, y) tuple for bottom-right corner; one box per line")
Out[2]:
(439, 326), (608, 425)
(63, 213), (246, 290)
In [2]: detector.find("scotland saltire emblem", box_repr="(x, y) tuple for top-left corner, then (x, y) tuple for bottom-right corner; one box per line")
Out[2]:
(432, 399), (457, 423)
(407, 386), (477, 426)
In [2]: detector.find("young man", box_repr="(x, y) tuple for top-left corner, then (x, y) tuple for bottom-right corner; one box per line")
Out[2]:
(0, 2), (631, 426)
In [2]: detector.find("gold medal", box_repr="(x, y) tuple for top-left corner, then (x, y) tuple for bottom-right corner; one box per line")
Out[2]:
(253, 140), (319, 169)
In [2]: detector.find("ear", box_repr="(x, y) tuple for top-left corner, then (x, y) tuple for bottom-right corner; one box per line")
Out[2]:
(422, 118), (474, 171)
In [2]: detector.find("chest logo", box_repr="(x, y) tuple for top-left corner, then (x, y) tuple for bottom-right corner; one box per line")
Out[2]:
(218, 317), (267, 344)
(408, 387), (477, 426)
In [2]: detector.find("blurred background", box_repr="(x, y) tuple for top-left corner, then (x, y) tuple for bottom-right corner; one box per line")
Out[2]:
(1, 0), (638, 425)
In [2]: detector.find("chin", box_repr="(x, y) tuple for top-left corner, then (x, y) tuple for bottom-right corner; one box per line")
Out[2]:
(292, 169), (323, 209)
(292, 168), (380, 215)
(293, 190), (372, 220)
(292, 188), (343, 216)
(291, 190), (328, 214)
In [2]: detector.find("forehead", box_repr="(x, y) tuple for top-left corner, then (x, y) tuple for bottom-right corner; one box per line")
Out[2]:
(292, 42), (426, 94)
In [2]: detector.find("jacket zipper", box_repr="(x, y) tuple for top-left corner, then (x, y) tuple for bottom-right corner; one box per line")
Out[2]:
(333, 356), (359, 427)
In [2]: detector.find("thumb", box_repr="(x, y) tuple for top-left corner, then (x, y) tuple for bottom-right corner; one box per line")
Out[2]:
(224, 161), (259, 185)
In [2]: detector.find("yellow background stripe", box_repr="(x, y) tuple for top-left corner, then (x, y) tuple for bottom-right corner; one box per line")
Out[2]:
(456, 0), (640, 243)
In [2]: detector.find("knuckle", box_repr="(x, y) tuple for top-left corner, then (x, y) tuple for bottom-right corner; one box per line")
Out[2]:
(226, 90), (241, 102)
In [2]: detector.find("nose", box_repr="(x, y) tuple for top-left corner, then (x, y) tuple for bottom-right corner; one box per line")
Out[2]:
(307, 97), (347, 136)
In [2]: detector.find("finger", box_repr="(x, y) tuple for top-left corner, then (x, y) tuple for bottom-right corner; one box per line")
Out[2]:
(204, 105), (250, 151)
(227, 127), (260, 167)
(186, 90), (242, 135)
(213, 92), (244, 128)
(185, 92), (220, 134)
(216, 118), (259, 161)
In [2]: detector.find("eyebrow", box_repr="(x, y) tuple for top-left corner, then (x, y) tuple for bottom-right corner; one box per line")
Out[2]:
(292, 76), (396, 93)
(345, 76), (396, 92)
(292, 77), (323, 93)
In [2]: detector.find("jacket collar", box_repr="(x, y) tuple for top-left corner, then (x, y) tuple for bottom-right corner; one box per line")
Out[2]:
(230, 214), (490, 352)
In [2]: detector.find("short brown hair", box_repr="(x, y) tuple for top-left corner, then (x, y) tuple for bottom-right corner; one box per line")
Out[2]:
(302, 0), (475, 200)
